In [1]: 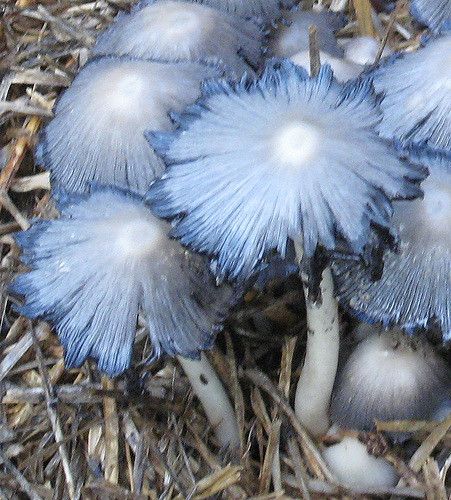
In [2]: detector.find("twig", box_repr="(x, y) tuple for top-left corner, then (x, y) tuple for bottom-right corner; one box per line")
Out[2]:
(31, 327), (77, 500)
(0, 116), (41, 192)
(374, 0), (406, 64)
(353, 0), (376, 37)
(409, 416), (451, 473)
(102, 377), (119, 484)
(244, 368), (335, 482)
(308, 26), (321, 77)
(0, 448), (43, 500)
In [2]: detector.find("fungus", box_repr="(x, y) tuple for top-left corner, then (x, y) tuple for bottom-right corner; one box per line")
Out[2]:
(268, 9), (346, 58)
(330, 326), (450, 431)
(146, 60), (425, 435)
(290, 50), (363, 82)
(372, 34), (451, 164)
(92, 0), (263, 75)
(10, 187), (239, 448)
(192, 0), (295, 20)
(342, 36), (392, 65)
(410, 0), (451, 33)
(37, 56), (223, 195)
(333, 162), (450, 342)
(322, 436), (398, 489)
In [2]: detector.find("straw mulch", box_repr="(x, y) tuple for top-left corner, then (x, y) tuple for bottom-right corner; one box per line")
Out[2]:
(0, 0), (449, 498)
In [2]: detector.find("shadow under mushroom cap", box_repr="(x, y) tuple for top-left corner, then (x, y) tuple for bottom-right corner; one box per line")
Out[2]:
(10, 187), (233, 377)
(146, 61), (426, 282)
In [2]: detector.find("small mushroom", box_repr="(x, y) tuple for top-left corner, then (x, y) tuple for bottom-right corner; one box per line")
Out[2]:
(330, 326), (450, 431)
(342, 36), (392, 65)
(268, 9), (346, 59)
(372, 34), (451, 165)
(92, 0), (264, 75)
(410, 0), (451, 33)
(37, 56), (224, 195)
(333, 162), (450, 342)
(322, 436), (398, 490)
(192, 0), (296, 21)
(290, 50), (363, 82)
(10, 187), (239, 448)
(146, 60), (425, 435)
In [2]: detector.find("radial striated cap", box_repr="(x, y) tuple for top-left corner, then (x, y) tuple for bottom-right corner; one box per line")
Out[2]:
(330, 326), (450, 430)
(92, 0), (263, 75)
(36, 56), (223, 195)
(10, 188), (233, 377)
(268, 9), (346, 59)
(372, 35), (451, 164)
(146, 61), (425, 282)
(192, 0), (295, 20)
(410, 0), (451, 33)
(333, 162), (451, 342)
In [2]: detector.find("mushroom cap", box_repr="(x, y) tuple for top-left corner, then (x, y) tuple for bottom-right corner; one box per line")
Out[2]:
(410, 0), (451, 33)
(322, 437), (398, 489)
(37, 56), (223, 195)
(192, 0), (295, 20)
(10, 187), (233, 377)
(290, 51), (363, 82)
(333, 162), (451, 341)
(372, 35), (451, 160)
(92, 0), (263, 75)
(330, 327), (451, 430)
(268, 9), (346, 59)
(146, 61), (425, 281)
(343, 36), (392, 65)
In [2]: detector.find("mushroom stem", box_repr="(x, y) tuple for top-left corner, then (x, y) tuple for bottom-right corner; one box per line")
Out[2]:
(294, 263), (340, 436)
(177, 353), (240, 450)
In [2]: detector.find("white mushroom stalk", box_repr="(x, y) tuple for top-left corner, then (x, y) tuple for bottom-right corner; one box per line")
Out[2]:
(178, 353), (240, 449)
(294, 263), (340, 436)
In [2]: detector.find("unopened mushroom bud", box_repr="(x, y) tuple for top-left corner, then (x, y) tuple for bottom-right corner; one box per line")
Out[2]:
(323, 436), (398, 489)
(330, 326), (450, 431)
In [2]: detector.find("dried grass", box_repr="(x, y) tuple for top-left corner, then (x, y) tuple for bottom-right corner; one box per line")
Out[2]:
(0, 0), (449, 498)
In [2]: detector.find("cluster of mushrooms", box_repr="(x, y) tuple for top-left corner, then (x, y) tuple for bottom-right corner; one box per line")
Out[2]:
(9, 0), (451, 491)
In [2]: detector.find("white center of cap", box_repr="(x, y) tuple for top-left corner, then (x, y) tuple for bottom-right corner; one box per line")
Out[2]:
(115, 217), (167, 258)
(108, 72), (146, 114)
(273, 121), (320, 169)
(164, 6), (206, 36)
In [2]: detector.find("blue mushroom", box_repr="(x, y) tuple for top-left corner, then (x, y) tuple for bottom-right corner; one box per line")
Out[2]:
(372, 34), (451, 164)
(146, 60), (425, 283)
(10, 187), (233, 377)
(92, 0), (264, 75)
(410, 0), (451, 33)
(268, 9), (346, 59)
(333, 162), (451, 343)
(192, 0), (296, 21)
(37, 56), (224, 195)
